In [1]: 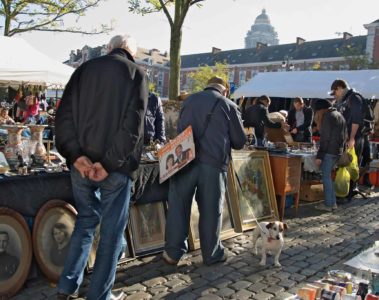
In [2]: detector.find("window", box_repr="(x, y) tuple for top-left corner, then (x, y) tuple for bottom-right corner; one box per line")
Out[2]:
(239, 70), (246, 85)
(228, 70), (235, 83)
(158, 71), (163, 86)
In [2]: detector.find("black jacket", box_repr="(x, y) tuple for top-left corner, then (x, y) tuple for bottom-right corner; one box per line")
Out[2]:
(287, 106), (313, 141)
(55, 48), (148, 179)
(335, 89), (363, 139)
(144, 93), (166, 144)
(178, 87), (246, 171)
(243, 103), (281, 139)
(316, 108), (347, 159)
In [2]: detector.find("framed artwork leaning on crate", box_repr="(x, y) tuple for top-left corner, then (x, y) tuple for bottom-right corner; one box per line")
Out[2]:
(227, 150), (279, 232)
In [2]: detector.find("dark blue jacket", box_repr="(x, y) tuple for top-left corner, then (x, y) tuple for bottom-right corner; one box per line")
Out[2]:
(144, 93), (166, 144)
(178, 87), (246, 171)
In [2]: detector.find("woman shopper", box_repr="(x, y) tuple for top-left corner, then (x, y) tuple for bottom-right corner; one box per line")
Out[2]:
(314, 99), (347, 212)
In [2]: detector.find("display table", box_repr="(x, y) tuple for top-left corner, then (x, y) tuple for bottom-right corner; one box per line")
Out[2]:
(269, 154), (302, 220)
(0, 162), (168, 217)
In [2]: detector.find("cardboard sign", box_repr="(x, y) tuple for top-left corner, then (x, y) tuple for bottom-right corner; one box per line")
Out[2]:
(158, 126), (195, 183)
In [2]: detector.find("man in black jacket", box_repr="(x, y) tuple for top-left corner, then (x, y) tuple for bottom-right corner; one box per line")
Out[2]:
(163, 76), (246, 266)
(243, 95), (287, 146)
(288, 97), (314, 143)
(144, 92), (166, 145)
(55, 34), (147, 300)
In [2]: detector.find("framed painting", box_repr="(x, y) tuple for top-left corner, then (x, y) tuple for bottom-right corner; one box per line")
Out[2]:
(86, 225), (133, 272)
(0, 207), (32, 298)
(128, 202), (166, 256)
(162, 100), (182, 140)
(32, 199), (77, 283)
(227, 150), (278, 232)
(188, 193), (240, 251)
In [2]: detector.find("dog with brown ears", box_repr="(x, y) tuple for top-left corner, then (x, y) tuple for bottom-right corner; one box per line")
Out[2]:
(252, 221), (288, 267)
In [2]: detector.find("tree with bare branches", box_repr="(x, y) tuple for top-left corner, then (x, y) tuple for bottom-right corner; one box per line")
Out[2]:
(0, 0), (110, 37)
(128, 0), (205, 100)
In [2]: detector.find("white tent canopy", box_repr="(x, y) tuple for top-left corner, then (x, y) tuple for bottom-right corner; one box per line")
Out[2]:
(0, 36), (74, 87)
(233, 70), (379, 99)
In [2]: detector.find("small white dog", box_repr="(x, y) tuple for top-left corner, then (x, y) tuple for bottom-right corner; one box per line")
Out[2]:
(252, 221), (288, 267)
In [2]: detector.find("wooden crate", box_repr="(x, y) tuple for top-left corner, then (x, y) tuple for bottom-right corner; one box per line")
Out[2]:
(300, 181), (324, 202)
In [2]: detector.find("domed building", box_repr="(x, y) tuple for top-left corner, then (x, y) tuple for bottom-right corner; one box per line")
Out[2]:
(245, 9), (279, 48)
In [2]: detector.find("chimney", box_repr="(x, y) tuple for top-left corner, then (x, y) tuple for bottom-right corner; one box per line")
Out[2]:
(76, 49), (81, 55)
(212, 47), (221, 54)
(296, 37), (306, 45)
(256, 42), (267, 51)
(343, 32), (353, 40)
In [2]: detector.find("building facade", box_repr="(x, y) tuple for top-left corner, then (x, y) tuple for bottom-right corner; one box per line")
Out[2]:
(180, 19), (379, 92)
(65, 45), (170, 98)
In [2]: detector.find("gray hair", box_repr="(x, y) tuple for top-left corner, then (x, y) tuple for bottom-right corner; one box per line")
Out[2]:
(108, 34), (137, 56)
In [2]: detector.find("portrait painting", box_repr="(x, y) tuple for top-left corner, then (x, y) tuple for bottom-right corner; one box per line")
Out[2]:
(0, 207), (32, 298)
(129, 202), (166, 255)
(162, 100), (182, 140)
(32, 199), (77, 283)
(87, 225), (132, 272)
(227, 150), (278, 232)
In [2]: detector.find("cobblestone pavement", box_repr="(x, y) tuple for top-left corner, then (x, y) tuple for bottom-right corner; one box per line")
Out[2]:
(12, 194), (379, 300)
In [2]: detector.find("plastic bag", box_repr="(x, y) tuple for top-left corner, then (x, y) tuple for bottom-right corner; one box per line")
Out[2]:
(346, 147), (359, 182)
(334, 167), (350, 197)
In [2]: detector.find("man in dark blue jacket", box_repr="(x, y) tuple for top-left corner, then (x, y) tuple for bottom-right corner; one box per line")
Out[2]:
(163, 76), (246, 266)
(144, 93), (166, 144)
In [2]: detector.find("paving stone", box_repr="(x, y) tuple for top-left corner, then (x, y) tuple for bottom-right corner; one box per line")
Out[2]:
(143, 277), (168, 288)
(197, 295), (222, 300)
(264, 285), (285, 295)
(225, 271), (244, 281)
(201, 271), (224, 281)
(190, 278), (209, 289)
(272, 291), (297, 300)
(151, 292), (171, 300)
(210, 278), (233, 289)
(231, 289), (254, 299)
(126, 292), (152, 299)
(229, 280), (252, 291)
(192, 287), (218, 296)
(123, 283), (147, 293)
(253, 291), (274, 300)
(165, 278), (186, 289)
(277, 279), (297, 289)
(248, 282), (267, 293)
(149, 286), (169, 295)
(215, 287), (236, 298)
(290, 273), (307, 282)
(175, 292), (198, 300)
(246, 274), (264, 282)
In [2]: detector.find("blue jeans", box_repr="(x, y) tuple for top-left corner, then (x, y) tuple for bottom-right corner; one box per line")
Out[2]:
(321, 154), (338, 207)
(58, 167), (132, 300)
(165, 162), (226, 265)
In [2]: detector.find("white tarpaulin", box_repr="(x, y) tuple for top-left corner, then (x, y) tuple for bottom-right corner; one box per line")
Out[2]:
(233, 70), (379, 99)
(0, 36), (74, 87)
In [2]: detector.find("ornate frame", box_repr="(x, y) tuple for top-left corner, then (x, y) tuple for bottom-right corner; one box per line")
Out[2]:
(227, 150), (279, 232)
(32, 199), (77, 283)
(0, 207), (32, 298)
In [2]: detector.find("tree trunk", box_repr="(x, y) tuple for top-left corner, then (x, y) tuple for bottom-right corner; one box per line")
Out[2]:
(169, 26), (182, 100)
(3, 4), (11, 36)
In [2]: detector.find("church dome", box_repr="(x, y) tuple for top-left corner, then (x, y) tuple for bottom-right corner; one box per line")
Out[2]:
(245, 9), (279, 48)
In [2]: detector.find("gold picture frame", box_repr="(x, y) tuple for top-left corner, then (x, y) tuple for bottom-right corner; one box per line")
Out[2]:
(128, 202), (166, 256)
(227, 150), (279, 232)
(0, 207), (32, 298)
(188, 192), (240, 251)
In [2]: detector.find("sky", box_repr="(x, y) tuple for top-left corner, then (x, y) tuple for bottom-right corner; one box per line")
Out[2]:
(9, 0), (379, 62)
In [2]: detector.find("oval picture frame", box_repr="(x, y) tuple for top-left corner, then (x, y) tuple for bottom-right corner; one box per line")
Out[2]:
(0, 207), (32, 298)
(33, 199), (77, 283)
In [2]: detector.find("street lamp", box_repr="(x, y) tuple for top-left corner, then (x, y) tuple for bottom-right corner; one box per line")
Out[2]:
(282, 55), (294, 71)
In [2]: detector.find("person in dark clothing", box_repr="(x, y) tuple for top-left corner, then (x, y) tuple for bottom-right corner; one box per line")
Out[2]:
(144, 93), (166, 145)
(331, 79), (364, 197)
(163, 76), (246, 266)
(288, 97), (314, 143)
(55, 34), (147, 300)
(243, 95), (287, 146)
(314, 99), (347, 212)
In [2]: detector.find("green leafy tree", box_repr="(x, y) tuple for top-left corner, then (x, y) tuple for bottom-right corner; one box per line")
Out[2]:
(188, 61), (228, 93)
(128, 0), (205, 100)
(0, 0), (110, 37)
(337, 45), (372, 70)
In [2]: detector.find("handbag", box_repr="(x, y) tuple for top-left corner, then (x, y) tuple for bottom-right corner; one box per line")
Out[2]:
(336, 146), (352, 168)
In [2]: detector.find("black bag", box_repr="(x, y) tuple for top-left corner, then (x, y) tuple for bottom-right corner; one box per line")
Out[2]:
(360, 97), (375, 135)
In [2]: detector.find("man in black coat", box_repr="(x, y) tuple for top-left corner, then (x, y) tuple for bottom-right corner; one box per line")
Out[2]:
(243, 95), (287, 146)
(144, 92), (166, 145)
(55, 34), (148, 300)
(288, 97), (314, 143)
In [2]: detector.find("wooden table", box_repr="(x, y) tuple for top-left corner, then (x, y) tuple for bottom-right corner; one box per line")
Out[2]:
(269, 154), (302, 220)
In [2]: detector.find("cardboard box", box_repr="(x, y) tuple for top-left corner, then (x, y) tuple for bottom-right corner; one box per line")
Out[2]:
(300, 181), (324, 202)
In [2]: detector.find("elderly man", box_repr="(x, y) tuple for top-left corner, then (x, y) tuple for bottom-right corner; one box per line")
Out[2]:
(288, 97), (314, 143)
(55, 34), (147, 300)
(163, 76), (246, 266)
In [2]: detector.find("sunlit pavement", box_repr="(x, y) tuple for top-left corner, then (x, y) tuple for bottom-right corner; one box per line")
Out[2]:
(13, 191), (379, 300)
